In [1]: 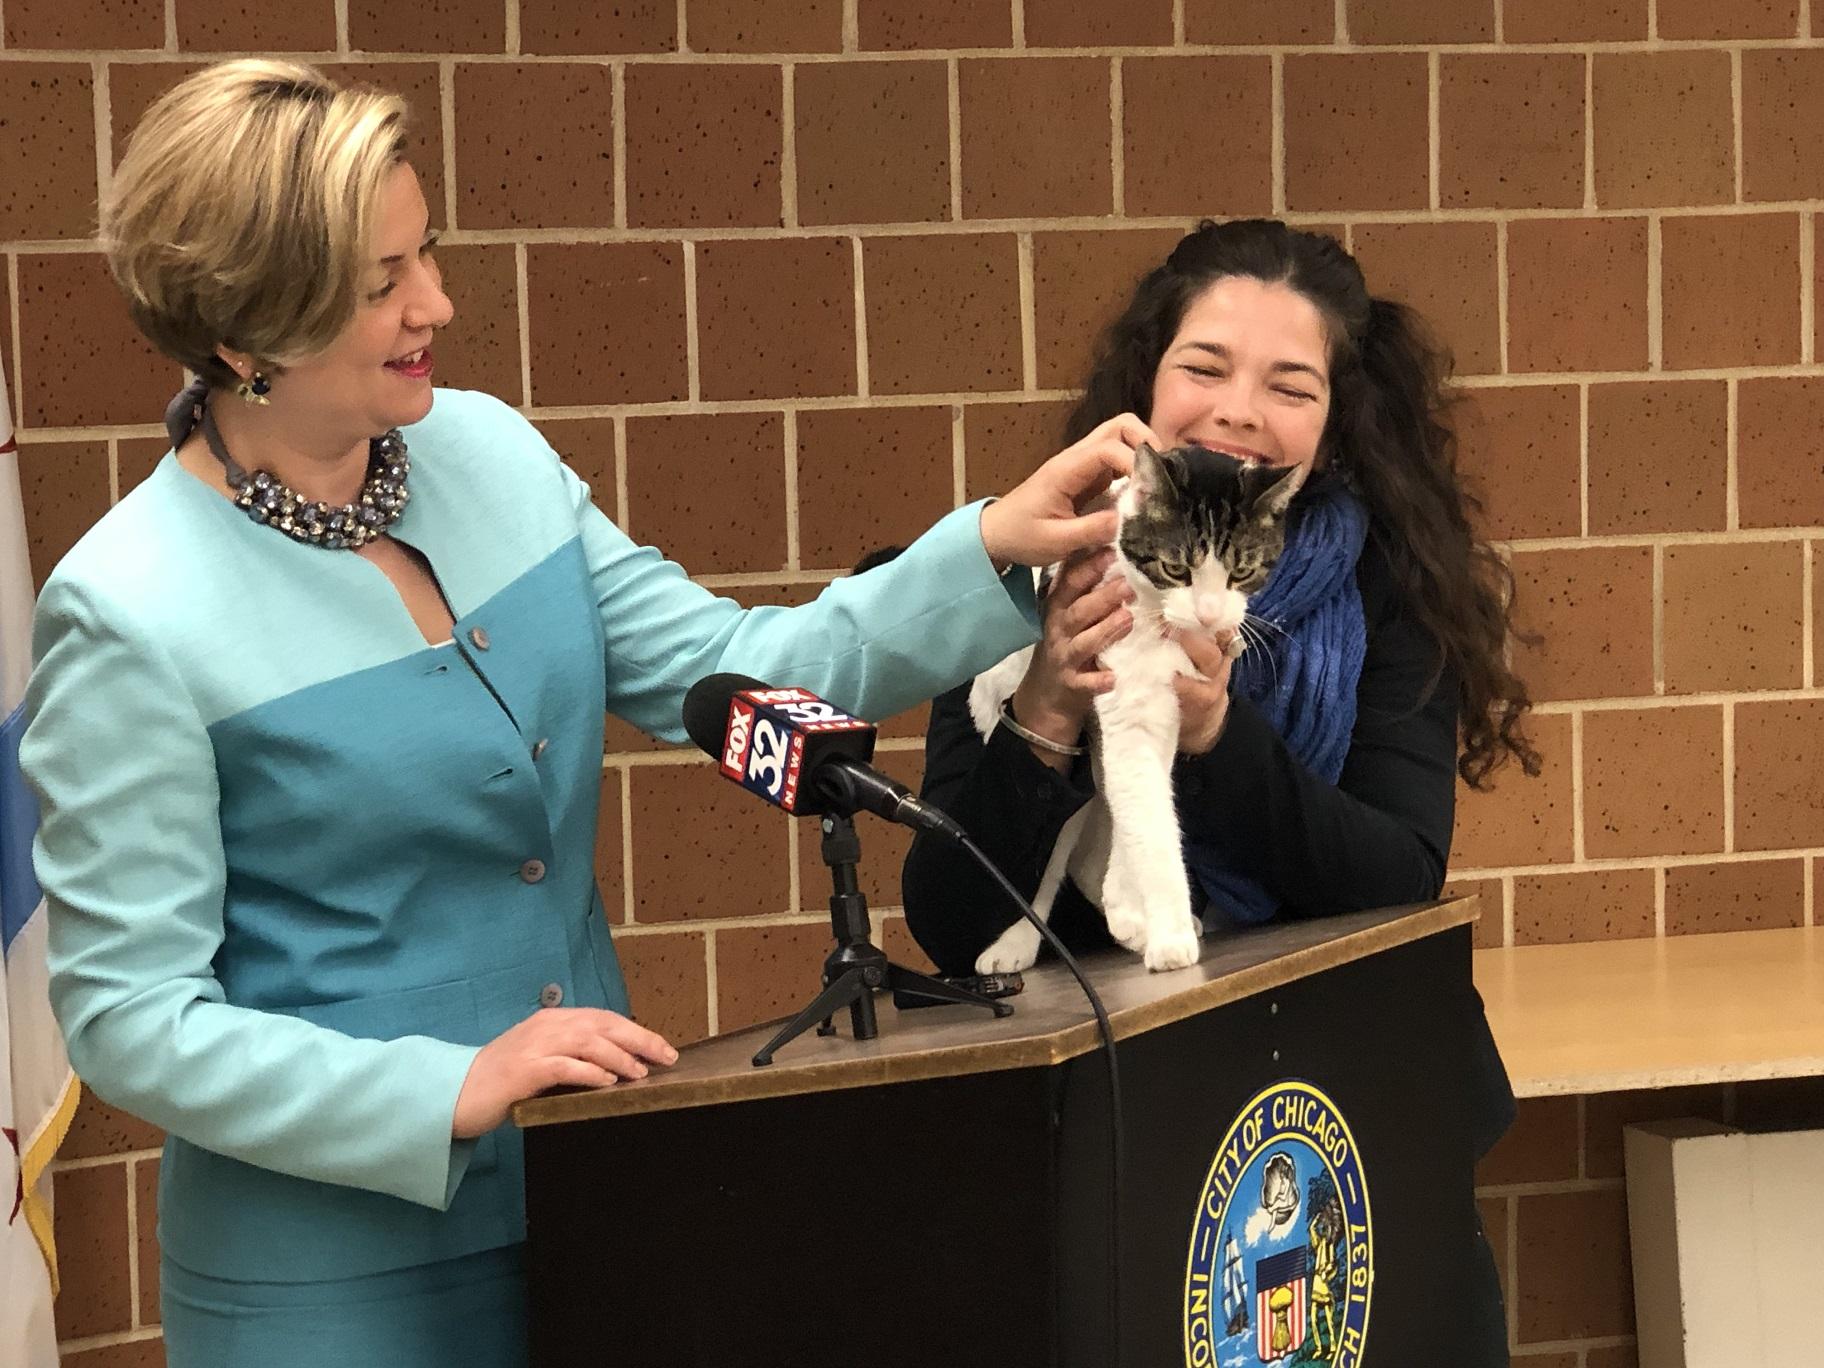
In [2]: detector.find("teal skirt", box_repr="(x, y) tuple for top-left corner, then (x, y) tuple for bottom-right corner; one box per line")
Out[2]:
(161, 1243), (527, 1368)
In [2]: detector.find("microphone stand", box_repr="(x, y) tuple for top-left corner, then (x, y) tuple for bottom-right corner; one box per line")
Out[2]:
(752, 810), (1012, 1067)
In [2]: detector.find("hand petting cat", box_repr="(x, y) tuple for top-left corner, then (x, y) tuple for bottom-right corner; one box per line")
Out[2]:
(978, 413), (1160, 570)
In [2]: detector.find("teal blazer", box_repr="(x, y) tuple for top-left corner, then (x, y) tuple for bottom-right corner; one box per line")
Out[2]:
(21, 389), (1038, 1284)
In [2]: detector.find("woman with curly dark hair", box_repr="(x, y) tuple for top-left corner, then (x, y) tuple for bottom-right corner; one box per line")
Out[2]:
(1063, 217), (1535, 790)
(902, 218), (1529, 1364)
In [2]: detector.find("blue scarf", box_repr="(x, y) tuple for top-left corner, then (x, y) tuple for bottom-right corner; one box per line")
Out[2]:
(1183, 477), (1370, 926)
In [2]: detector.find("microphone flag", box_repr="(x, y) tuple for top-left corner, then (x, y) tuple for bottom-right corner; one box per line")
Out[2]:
(714, 684), (874, 815)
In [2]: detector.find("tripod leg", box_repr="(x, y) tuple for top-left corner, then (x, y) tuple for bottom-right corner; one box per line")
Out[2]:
(885, 963), (1015, 1018)
(752, 967), (872, 1066)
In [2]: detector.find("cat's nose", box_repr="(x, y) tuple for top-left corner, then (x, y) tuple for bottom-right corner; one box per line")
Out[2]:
(1195, 591), (1244, 633)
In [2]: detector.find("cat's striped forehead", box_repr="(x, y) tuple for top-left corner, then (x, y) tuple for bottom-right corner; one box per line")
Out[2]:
(1117, 445), (1299, 591)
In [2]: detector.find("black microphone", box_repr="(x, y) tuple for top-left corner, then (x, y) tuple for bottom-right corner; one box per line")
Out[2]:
(681, 673), (966, 841)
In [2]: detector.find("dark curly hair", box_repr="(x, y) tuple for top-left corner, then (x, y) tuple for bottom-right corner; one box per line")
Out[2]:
(1065, 218), (1537, 787)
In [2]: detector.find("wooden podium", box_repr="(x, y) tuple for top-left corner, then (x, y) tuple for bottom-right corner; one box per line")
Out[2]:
(514, 897), (1500, 1367)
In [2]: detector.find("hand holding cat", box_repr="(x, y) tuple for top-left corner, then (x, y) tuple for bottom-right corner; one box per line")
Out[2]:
(978, 413), (1159, 569)
(1171, 626), (1236, 756)
(1011, 548), (1136, 760)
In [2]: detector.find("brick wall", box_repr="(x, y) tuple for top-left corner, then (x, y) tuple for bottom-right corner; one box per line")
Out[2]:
(5, 1), (1823, 1364)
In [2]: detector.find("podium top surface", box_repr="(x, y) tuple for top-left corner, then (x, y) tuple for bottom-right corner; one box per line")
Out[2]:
(514, 896), (1475, 1129)
(1473, 925), (1824, 1098)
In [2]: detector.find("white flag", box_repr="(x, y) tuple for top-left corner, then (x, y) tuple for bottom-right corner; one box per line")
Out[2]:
(2, 360), (77, 1365)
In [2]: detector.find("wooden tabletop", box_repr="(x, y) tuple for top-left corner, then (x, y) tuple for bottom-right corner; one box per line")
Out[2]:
(1473, 926), (1824, 1098)
(514, 896), (1475, 1129)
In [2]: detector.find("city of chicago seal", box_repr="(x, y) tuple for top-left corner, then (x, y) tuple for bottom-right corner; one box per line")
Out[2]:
(1183, 1081), (1372, 1367)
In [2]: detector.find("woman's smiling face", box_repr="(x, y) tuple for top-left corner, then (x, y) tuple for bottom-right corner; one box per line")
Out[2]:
(244, 162), (452, 441)
(1147, 275), (1333, 483)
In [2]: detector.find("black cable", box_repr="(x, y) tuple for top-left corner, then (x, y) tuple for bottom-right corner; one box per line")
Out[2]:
(952, 834), (1124, 1368)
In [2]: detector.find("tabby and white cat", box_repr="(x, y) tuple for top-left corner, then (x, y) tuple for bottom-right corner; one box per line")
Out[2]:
(969, 444), (1305, 973)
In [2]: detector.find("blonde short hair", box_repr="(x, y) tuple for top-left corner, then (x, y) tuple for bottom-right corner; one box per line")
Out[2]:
(102, 59), (409, 382)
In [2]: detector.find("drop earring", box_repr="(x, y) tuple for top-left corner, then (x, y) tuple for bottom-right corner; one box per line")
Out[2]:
(236, 370), (272, 406)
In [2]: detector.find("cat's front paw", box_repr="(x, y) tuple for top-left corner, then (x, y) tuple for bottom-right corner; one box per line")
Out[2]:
(1142, 918), (1202, 972)
(977, 918), (1042, 974)
(1101, 894), (1150, 954)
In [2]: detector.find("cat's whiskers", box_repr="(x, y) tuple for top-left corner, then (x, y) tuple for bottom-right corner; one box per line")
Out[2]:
(1237, 617), (1283, 692)
(1242, 612), (1290, 644)
(1126, 601), (1171, 631)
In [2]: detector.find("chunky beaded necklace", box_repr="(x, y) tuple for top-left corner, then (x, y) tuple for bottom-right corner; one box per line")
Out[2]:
(164, 378), (410, 550)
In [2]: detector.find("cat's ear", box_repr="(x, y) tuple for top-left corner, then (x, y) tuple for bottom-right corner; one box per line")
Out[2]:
(1249, 461), (1308, 521)
(1131, 443), (1170, 499)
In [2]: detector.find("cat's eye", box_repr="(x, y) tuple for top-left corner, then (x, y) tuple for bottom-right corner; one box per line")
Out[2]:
(1229, 554), (1265, 589)
(1157, 558), (1192, 584)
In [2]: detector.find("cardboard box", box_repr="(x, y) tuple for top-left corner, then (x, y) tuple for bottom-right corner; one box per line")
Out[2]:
(1624, 1117), (1824, 1367)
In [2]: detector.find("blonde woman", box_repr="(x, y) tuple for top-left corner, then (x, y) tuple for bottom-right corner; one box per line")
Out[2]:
(20, 60), (1139, 1366)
